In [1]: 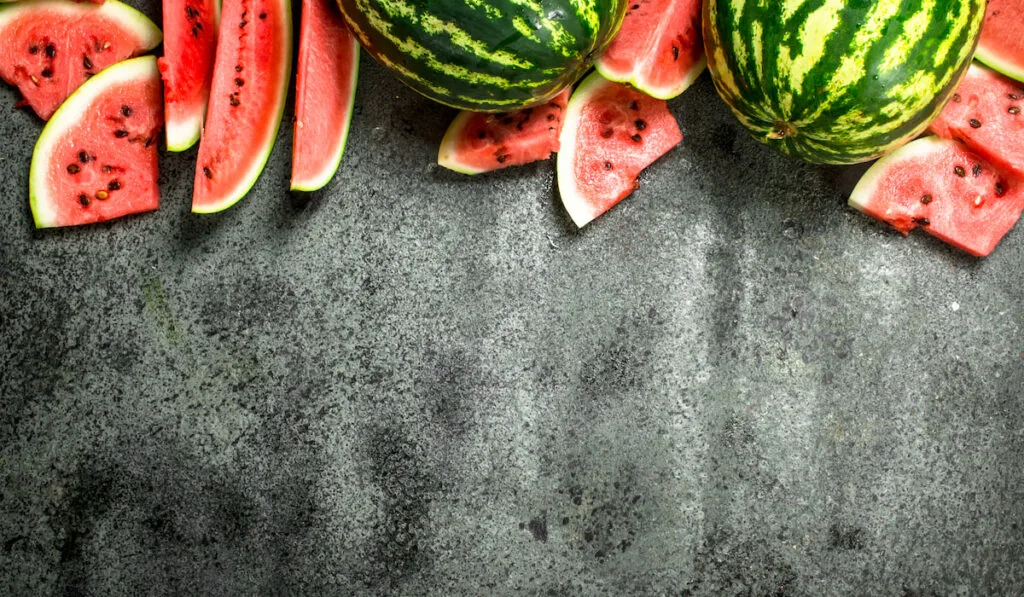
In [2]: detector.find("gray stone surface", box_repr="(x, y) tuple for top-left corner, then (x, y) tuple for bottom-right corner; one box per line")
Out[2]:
(1, 3), (1023, 595)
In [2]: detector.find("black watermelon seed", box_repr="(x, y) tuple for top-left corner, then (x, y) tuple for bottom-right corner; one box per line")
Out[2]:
(972, 163), (983, 177)
(235, 65), (243, 72)
(496, 154), (509, 163)
(952, 93), (961, 102)
(921, 194), (932, 204)
(954, 165), (966, 177)
(604, 161), (613, 170)
(631, 133), (643, 142)
(239, 20), (247, 28)
(107, 180), (121, 191)
(235, 78), (244, 87)
(634, 119), (647, 130)
(78, 151), (89, 163)
(631, 4), (639, 9)
(1010, 93), (1020, 100)
(547, 114), (555, 121)
(44, 44), (55, 58)
(78, 194), (90, 206)
(203, 167), (213, 179)
(501, 116), (514, 125)
(66, 164), (80, 174)
(121, 105), (132, 117)
(671, 45), (679, 61)
(259, 12), (266, 19)
(102, 165), (112, 173)
(41, 68), (53, 78)
(629, 101), (639, 110)
(1010, 106), (1021, 115)
(229, 95), (240, 106)
(83, 55), (93, 70)
(195, 21), (203, 31)
(601, 128), (614, 138)
(114, 129), (129, 138)
(913, 217), (930, 226)
(476, 130), (486, 139)
(969, 118), (981, 128)
(28, 45), (38, 55)
(995, 182), (1006, 196)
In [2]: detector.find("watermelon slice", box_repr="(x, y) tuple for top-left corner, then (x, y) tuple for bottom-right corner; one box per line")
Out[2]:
(595, 0), (706, 100)
(29, 56), (163, 228)
(849, 136), (1024, 257)
(928, 62), (1024, 178)
(159, 0), (220, 152)
(0, 0), (161, 120)
(192, 0), (292, 213)
(437, 88), (570, 175)
(290, 0), (359, 192)
(557, 71), (683, 227)
(973, 0), (1024, 83)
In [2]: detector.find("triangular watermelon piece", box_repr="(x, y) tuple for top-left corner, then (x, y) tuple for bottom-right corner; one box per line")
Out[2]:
(0, 0), (162, 120)
(595, 0), (706, 100)
(557, 71), (682, 227)
(929, 62), (1024, 178)
(159, 0), (221, 152)
(973, 0), (1024, 83)
(437, 88), (570, 175)
(849, 136), (1024, 257)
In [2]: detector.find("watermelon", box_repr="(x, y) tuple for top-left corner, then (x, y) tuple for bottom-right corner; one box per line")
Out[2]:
(192, 0), (292, 213)
(973, 0), (1024, 83)
(929, 62), (1024, 178)
(0, 0), (161, 121)
(290, 0), (359, 192)
(159, 0), (220, 152)
(336, 0), (628, 112)
(703, 0), (985, 164)
(29, 56), (163, 228)
(557, 71), (682, 227)
(437, 88), (570, 175)
(849, 136), (1024, 257)
(595, 0), (706, 100)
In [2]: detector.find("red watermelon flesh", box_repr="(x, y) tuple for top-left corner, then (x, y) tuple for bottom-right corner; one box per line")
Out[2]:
(437, 88), (570, 175)
(849, 136), (1024, 257)
(973, 0), (1024, 83)
(291, 0), (359, 191)
(0, 0), (162, 120)
(192, 0), (292, 213)
(557, 71), (682, 227)
(29, 56), (163, 228)
(928, 62), (1024, 178)
(159, 0), (220, 152)
(595, 0), (705, 100)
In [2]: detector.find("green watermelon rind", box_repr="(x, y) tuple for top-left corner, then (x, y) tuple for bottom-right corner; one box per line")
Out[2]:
(29, 55), (159, 229)
(0, 0), (162, 50)
(163, 0), (222, 153)
(192, 0), (293, 214)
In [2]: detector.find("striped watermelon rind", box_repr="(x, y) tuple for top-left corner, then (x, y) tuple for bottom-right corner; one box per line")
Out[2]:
(336, 0), (628, 112)
(703, 0), (985, 164)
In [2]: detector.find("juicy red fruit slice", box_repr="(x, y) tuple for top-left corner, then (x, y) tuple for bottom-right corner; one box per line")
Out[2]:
(437, 88), (570, 175)
(849, 136), (1024, 257)
(929, 62), (1024, 178)
(159, 0), (220, 152)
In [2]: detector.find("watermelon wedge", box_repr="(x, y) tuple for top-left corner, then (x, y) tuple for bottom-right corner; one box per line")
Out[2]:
(557, 71), (683, 227)
(973, 0), (1024, 83)
(849, 136), (1024, 257)
(437, 88), (570, 175)
(928, 62), (1024, 178)
(159, 0), (220, 152)
(290, 0), (359, 192)
(29, 56), (163, 228)
(192, 0), (292, 213)
(0, 0), (161, 120)
(595, 0), (705, 100)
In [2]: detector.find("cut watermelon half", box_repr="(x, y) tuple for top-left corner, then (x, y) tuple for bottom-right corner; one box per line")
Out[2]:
(928, 62), (1024, 178)
(973, 0), (1024, 83)
(595, 0), (706, 100)
(159, 0), (221, 152)
(192, 0), (293, 213)
(557, 71), (683, 227)
(29, 56), (163, 228)
(290, 0), (359, 192)
(849, 136), (1024, 257)
(437, 88), (570, 175)
(0, 0), (161, 120)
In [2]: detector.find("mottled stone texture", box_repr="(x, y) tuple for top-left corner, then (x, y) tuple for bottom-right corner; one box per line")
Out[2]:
(1, 4), (1022, 594)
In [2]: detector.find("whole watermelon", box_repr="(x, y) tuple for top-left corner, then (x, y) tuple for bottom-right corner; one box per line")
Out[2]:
(337, 0), (627, 112)
(703, 0), (985, 164)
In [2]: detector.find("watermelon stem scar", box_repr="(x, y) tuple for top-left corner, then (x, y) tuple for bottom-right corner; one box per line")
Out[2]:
(767, 121), (796, 140)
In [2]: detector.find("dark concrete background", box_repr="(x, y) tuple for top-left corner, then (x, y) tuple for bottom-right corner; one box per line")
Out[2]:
(2, 2), (1023, 595)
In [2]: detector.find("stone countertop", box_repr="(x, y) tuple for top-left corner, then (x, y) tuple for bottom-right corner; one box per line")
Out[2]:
(1, 5), (1022, 594)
